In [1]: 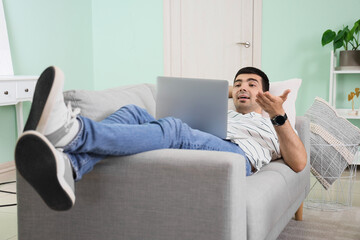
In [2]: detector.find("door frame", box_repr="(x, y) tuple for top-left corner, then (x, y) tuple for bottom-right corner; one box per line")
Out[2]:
(163, 0), (263, 76)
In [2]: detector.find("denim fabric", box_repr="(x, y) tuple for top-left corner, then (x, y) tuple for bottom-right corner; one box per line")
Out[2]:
(63, 104), (252, 180)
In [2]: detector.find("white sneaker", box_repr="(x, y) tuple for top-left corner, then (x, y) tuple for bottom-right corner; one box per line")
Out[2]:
(24, 66), (80, 147)
(15, 130), (75, 211)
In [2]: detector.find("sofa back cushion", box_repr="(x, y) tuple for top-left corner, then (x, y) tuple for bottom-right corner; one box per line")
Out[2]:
(63, 83), (156, 121)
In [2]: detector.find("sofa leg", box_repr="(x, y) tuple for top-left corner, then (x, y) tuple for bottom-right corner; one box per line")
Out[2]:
(295, 202), (303, 221)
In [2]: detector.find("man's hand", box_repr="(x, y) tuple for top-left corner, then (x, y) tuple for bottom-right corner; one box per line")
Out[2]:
(228, 85), (233, 98)
(256, 89), (306, 173)
(255, 89), (290, 118)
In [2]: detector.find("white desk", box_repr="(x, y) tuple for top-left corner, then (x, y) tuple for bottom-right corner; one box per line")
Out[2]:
(0, 76), (38, 137)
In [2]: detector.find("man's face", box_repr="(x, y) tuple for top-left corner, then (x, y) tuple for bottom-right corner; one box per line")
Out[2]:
(232, 73), (263, 114)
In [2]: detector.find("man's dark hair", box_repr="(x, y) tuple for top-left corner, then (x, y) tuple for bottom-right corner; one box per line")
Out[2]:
(233, 67), (270, 92)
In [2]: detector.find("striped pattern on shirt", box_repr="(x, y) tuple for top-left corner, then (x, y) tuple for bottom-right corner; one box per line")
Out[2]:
(226, 110), (280, 171)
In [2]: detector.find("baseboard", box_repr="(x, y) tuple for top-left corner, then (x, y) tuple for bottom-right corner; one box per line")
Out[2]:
(0, 161), (15, 174)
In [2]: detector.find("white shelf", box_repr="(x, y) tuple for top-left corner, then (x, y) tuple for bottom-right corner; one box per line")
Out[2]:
(336, 109), (360, 119)
(333, 70), (360, 74)
(329, 51), (360, 118)
(334, 66), (360, 74)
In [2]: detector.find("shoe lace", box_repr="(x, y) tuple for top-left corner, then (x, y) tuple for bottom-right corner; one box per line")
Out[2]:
(65, 102), (81, 129)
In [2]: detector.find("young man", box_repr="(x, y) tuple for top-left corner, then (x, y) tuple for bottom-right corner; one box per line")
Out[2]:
(15, 66), (306, 211)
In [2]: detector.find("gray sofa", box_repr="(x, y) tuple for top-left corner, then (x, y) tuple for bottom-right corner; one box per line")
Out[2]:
(17, 83), (310, 240)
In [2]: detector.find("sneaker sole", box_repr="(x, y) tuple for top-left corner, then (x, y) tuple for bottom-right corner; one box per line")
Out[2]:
(15, 131), (75, 211)
(24, 66), (64, 133)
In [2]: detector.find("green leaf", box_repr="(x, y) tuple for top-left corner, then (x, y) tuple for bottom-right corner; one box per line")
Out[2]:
(332, 30), (345, 51)
(333, 39), (343, 51)
(344, 26), (353, 43)
(354, 19), (360, 34)
(350, 21), (359, 34)
(334, 29), (345, 42)
(321, 29), (336, 46)
(350, 24), (357, 36)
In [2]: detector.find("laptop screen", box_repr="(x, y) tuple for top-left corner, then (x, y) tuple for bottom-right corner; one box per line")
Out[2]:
(156, 76), (228, 139)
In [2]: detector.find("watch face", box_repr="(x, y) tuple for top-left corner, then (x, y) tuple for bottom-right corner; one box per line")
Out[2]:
(275, 115), (286, 125)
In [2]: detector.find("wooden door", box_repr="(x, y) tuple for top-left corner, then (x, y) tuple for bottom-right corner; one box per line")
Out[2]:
(164, 0), (262, 84)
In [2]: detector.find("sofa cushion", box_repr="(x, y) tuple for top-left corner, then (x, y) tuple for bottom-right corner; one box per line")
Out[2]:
(63, 83), (156, 121)
(246, 170), (290, 240)
(305, 97), (360, 189)
(260, 159), (309, 205)
(246, 158), (309, 240)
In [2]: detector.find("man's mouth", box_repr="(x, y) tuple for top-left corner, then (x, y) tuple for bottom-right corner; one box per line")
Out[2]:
(237, 94), (250, 100)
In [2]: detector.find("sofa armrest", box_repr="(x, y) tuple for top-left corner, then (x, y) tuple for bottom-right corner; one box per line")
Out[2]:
(17, 149), (247, 240)
(295, 116), (310, 164)
(295, 116), (311, 199)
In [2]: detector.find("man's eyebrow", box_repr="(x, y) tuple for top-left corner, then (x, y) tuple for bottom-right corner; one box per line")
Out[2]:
(234, 78), (259, 83)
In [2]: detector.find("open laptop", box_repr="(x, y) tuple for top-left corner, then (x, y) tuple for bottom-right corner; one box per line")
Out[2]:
(156, 76), (228, 139)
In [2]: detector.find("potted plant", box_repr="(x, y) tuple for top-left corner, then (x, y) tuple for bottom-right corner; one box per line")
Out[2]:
(322, 19), (360, 68)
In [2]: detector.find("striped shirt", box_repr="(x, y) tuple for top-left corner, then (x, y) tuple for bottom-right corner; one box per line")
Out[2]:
(226, 110), (281, 172)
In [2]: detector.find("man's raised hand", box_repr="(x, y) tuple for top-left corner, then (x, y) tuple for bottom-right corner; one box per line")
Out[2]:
(255, 89), (291, 118)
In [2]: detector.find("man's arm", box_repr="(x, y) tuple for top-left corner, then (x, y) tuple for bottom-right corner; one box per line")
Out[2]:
(256, 90), (307, 172)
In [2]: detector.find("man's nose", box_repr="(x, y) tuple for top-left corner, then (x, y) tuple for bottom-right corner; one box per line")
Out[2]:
(239, 86), (247, 92)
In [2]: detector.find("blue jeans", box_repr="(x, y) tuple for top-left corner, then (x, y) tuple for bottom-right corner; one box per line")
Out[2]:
(63, 104), (252, 180)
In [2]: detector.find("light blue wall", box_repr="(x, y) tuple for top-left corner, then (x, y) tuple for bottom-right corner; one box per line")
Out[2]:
(1, 0), (94, 164)
(0, 0), (163, 164)
(92, 0), (163, 89)
(1, 1), (359, 164)
(4, 0), (94, 90)
(262, 0), (360, 126)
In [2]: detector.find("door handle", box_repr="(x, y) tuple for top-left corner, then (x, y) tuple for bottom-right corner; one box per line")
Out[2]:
(237, 41), (251, 48)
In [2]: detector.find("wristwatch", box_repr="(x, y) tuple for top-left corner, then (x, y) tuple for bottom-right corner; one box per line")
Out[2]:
(271, 113), (288, 126)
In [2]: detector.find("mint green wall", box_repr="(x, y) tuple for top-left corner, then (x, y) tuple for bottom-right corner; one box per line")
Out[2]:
(0, 0), (93, 164)
(4, 0), (94, 90)
(0, 0), (163, 164)
(92, 0), (163, 89)
(1, 1), (359, 164)
(262, 0), (360, 130)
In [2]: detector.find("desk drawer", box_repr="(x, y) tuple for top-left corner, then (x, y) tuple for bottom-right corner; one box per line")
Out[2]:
(0, 81), (16, 104)
(17, 80), (36, 99)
